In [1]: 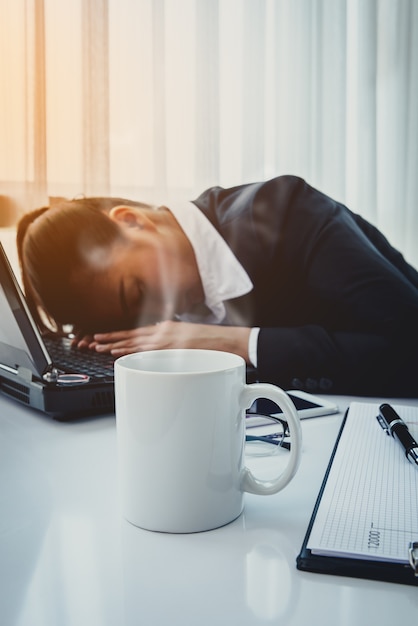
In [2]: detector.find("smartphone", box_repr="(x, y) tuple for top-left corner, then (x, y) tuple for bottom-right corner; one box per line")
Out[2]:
(246, 389), (339, 427)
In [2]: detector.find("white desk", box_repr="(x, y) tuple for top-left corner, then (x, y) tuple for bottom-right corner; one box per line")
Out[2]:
(1, 393), (417, 626)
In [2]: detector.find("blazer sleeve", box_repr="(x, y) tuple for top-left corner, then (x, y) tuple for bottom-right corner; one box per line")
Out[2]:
(254, 199), (418, 396)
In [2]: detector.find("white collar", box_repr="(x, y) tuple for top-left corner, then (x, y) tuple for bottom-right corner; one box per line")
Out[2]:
(165, 201), (253, 323)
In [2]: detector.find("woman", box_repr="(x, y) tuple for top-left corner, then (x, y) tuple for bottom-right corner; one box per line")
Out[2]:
(17, 175), (418, 396)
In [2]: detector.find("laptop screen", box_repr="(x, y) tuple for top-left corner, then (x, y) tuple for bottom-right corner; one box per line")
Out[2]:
(0, 243), (51, 380)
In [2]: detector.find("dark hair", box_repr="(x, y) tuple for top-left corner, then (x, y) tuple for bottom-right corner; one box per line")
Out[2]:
(17, 196), (145, 332)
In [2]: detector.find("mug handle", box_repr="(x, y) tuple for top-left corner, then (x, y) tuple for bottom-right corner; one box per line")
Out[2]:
(240, 383), (302, 495)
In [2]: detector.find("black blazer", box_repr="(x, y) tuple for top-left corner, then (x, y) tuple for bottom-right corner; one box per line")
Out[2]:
(193, 176), (418, 397)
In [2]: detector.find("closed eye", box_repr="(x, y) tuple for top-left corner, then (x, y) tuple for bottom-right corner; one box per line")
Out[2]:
(119, 277), (144, 320)
(132, 278), (144, 312)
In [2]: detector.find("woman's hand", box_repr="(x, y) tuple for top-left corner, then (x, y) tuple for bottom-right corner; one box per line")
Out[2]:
(71, 332), (97, 350)
(91, 320), (251, 363)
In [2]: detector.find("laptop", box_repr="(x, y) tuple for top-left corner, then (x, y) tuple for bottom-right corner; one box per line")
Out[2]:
(0, 242), (115, 419)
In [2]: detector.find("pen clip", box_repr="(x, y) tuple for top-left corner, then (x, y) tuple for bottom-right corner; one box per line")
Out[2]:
(408, 542), (418, 577)
(376, 412), (390, 435)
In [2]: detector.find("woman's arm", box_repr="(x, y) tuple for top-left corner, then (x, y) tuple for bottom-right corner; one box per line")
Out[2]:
(89, 321), (252, 364)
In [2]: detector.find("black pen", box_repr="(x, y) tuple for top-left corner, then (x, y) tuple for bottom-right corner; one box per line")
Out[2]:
(377, 403), (418, 467)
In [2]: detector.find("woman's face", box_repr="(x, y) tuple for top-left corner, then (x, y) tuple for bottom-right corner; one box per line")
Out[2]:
(70, 223), (202, 333)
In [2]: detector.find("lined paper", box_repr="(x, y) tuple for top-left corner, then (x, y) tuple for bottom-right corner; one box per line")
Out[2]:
(307, 403), (418, 563)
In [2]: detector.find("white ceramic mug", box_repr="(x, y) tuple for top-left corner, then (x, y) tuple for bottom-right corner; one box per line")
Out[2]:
(114, 349), (302, 533)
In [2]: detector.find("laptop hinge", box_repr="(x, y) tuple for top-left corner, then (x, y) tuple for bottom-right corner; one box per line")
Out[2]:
(42, 367), (60, 383)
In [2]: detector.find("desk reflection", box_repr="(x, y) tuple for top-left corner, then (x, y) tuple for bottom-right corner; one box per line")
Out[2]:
(121, 512), (299, 625)
(0, 430), (51, 625)
(246, 534), (295, 621)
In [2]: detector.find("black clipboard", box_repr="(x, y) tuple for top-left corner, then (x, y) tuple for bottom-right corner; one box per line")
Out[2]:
(296, 409), (418, 586)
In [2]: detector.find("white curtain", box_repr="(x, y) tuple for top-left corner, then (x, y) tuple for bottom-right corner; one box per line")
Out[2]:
(1, 0), (417, 267)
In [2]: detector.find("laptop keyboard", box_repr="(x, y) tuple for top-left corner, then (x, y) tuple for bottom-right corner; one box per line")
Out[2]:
(44, 336), (115, 380)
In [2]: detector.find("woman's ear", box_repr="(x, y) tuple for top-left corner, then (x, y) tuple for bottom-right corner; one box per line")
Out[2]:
(109, 205), (157, 231)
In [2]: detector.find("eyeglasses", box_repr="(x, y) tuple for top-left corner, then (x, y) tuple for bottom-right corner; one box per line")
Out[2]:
(245, 412), (290, 456)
